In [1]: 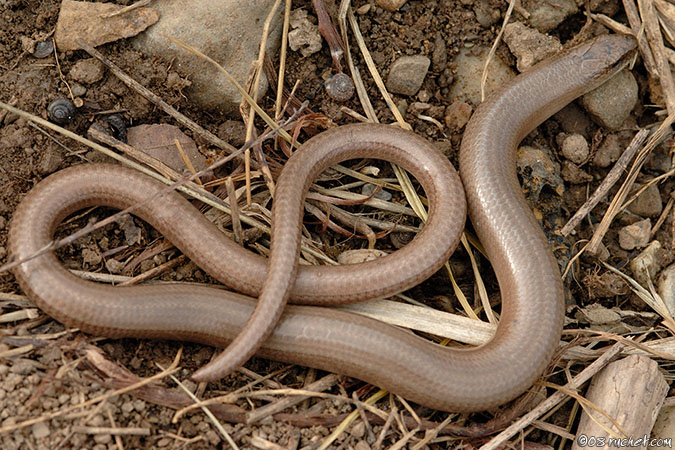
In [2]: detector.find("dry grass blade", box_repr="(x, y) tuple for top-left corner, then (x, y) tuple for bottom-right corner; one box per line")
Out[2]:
(480, 0), (517, 102)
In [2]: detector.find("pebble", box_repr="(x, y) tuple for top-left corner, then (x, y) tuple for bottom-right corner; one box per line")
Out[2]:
(32, 422), (49, 440)
(69, 58), (104, 85)
(652, 405), (675, 443)
(521, 0), (578, 32)
(628, 183), (663, 218)
(630, 240), (662, 287)
(444, 100), (472, 131)
(351, 421), (366, 438)
(449, 45), (515, 106)
(131, 0), (282, 114)
(121, 401), (135, 414)
(37, 147), (64, 176)
(592, 133), (622, 168)
(386, 55), (430, 96)
(338, 249), (388, 265)
(554, 103), (593, 137)
(658, 263), (675, 316)
(93, 433), (112, 444)
(10, 359), (36, 375)
(581, 69), (638, 130)
(618, 218), (651, 251)
(217, 120), (247, 147)
(473, 0), (500, 28)
(376, 0), (408, 11)
(288, 8), (322, 58)
(432, 33), (447, 71)
(502, 22), (561, 72)
(561, 133), (589, 164)
(586, 272), (628, 298)
(354, 441), (371, 450)
(70, 83), (87, 98)
(105, 258), (125, 274)
(561, 160), (592, 184)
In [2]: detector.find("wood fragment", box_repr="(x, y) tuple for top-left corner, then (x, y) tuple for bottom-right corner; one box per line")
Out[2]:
(226, 177), (243, 245)
(638, 0), (675, 115)
(571, 355), (668, 450)
(623, 0), (658, 76)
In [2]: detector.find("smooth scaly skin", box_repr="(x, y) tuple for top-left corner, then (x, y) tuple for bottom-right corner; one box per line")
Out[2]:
(8, 35), (635, 412)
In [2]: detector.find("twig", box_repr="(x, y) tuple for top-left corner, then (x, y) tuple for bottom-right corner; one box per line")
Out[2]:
(481, 0), (517, 102)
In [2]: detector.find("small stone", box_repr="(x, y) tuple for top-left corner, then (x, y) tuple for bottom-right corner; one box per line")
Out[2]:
(354, 441), (371, 450)
(561, 160), (592, 184)
(217, 120), (247, 147)
(133, 399), (146, 412)
(376, 0), (408, 11)
(444, 101), (472, 131)
(288, 9), (322, 58)
(37, 147), (64, 176)
(81, 248), (102, 266)
(450, 46), (515, 106)
(351, 421), (366, 439)
(503, 22), (561, 71)
(593, 133), (622, 167)
(32, 422), (49, 440)
(10, 359), (36, 375)
(577, 304), (621, 326)
(338, 249), (388, 265)
(630, 240), (662, 287)
(582, 69), (638, 130)
(561, 134), (589, 164)
(93, 434), (112, 444)
(628, 183), (663, 218)
(618, 218), (651, 250)
(105, 258), (125, 274)
(361, 184), (392, 201)
(386, 55), (431, 96)
(658, 263), (675, 316)
(473, 0), (500, 27)
(70, 83), (87, 98)
(69, 58), (104, 85)
(356, 4), (371, 14)
(522, 0), (578, 32)
(432, 33), (447, 71)
(121, 401), (134, 414)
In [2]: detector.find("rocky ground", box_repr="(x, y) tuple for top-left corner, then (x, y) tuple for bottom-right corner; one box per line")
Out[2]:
(0, 0), (673, 448)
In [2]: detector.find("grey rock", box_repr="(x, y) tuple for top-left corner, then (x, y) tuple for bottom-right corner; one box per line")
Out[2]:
(132, 0), (282, 114)
(522, 0), (578, 32)
(37, 147), (64, 176)
(618, 218), (651, 251)
(582, 69), (638, 130)
(658, 263), (675, 316)
(630, 240), (662, 287)
(503, 22), (561, 71)
(444, 100), (472, 131)
(473, 0), (500, 27)
(386, 55), (431, 96)
(69, 58), (104, 85)
(593, 133), (622, 168)
(449, 46), (515, 106)
(628, 183), (663, 218)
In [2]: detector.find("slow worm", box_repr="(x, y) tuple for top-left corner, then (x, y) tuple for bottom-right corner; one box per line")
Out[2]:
(8, 34), (635, 412)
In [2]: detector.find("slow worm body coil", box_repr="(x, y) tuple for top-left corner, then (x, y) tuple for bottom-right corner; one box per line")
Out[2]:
(8, 35), (636, 412)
